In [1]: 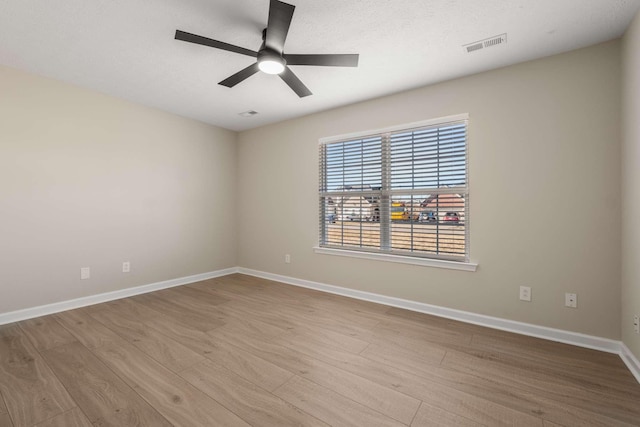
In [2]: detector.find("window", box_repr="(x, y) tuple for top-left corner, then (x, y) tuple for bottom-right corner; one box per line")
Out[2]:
(318, 114), (469, 263)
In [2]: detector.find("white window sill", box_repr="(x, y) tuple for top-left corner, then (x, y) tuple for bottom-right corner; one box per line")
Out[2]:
(313, 247), (478, 272)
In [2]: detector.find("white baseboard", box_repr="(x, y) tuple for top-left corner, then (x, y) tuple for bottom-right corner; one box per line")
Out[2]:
(3, 265), (639, 384)
(239, 267), (640, 382)
(0, 267), (239, 325)
(620, 343), (640, 384)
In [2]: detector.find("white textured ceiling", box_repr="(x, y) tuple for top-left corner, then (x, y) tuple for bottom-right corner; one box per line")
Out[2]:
(1, 0), (639, 131)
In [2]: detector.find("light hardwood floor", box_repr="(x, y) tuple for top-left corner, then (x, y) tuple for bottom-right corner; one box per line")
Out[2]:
(1, 273), (639, 426)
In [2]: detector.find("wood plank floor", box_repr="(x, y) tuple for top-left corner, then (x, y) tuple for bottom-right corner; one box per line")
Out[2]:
(1, 273), (639, 426)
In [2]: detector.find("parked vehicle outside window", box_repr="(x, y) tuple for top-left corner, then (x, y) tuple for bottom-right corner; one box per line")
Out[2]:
(418, 211), (437, 223)
(443, 212), (460, 222)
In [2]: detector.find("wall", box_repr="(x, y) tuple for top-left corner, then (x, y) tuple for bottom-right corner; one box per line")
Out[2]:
(237, 41), (622, 339)
(0, 65), (237, 314)
(622, 12), (640, 360)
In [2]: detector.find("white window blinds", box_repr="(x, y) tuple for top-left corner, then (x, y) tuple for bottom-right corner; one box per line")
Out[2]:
(319, 115), (469, 262)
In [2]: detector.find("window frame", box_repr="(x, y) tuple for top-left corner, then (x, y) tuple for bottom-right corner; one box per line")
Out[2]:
(316, 114), (476, 271)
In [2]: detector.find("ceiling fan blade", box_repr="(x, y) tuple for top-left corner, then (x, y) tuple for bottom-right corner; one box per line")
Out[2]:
(219, 63), (261, 87)
(265, 0), (295, 53)
(279, 67), (312, 97)
(283, 54), (359, 67)
(175, 30), (258, 58)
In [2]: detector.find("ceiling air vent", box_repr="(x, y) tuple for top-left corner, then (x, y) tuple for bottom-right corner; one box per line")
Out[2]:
(238, 110), (259, 117)
(463, 33), (507, 53)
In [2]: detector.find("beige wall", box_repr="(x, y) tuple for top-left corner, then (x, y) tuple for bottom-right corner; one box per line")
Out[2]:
(237, 41), (622, 339)
(0, 65), (237, 313)
(0, 38), (628, 343)
(622, 12), (640, 359)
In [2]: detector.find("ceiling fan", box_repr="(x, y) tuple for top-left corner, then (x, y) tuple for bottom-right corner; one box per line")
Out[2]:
(175, 0), (359, 98)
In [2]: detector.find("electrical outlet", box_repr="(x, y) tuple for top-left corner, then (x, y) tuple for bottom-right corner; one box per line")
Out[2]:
(519, 286), (531, 302)
(565, 293), (577, 308)
(634, 315), (640, 334)
(80, 267), (90, 280)
(122, 261), (130, 273)
(285, 254), (291, 264)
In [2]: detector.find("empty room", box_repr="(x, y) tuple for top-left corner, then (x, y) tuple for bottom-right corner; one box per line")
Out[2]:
(2, 0), (640, 425)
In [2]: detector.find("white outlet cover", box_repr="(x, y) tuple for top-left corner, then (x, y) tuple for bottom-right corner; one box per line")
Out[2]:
(80, 267), (90, 280)
(519, 286), (531, 302)
(565, 293), (577, 308)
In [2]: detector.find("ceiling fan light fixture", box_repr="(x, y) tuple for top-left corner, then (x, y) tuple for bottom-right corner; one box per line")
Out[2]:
(257, 50), (286, 74)
(258, 58), (285, 74)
